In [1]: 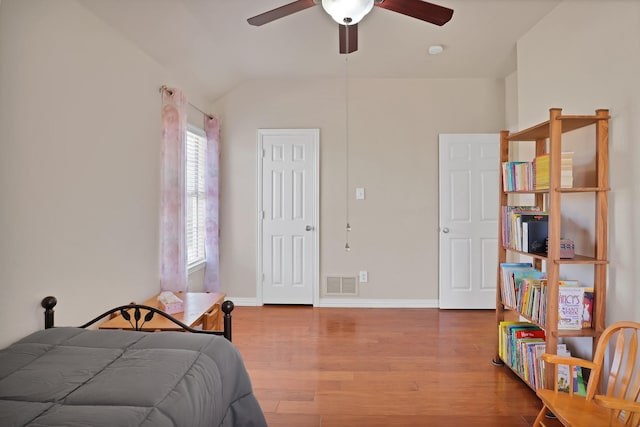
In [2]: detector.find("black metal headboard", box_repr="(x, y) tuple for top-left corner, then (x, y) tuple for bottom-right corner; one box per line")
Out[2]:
(41, 296), (234, 341)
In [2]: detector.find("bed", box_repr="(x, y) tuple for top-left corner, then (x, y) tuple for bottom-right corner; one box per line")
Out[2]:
(0, 297), (267, 427)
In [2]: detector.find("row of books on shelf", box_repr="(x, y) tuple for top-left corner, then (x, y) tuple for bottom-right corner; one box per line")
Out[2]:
(498, 321), (587, 393)
(501, 206), (548, 254)
(500, 263), (594, 330)
(501, 152), (573, 191)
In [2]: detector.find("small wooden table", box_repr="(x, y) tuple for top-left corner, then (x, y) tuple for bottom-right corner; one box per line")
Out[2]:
(98, 291), (226, 332)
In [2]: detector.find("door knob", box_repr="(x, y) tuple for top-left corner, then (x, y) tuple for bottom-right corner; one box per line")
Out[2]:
(442, 227), (450, 233)
(306, 225), (314, 231)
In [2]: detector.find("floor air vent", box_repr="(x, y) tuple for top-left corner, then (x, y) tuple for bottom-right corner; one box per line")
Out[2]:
(326, 276), (358, 296)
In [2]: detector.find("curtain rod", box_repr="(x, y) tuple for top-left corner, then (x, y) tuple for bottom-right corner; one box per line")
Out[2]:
(159, 85), (213, 120)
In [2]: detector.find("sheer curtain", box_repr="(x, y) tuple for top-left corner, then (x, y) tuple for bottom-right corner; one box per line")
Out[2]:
(160, 87), (187, 292)
(204, 115), (220, 292)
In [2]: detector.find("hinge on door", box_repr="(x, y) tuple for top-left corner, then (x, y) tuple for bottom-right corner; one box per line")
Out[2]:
(261, 210), (265, 220)
(262, 148), (266, 158)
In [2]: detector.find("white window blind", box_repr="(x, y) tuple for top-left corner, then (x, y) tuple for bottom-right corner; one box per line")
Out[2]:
(186, 127), (206, 267)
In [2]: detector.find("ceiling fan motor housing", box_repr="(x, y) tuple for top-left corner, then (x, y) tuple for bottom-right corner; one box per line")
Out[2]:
(321, 0), (374, 25)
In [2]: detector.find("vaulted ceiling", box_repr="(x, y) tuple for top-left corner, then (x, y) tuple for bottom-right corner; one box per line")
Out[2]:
(78, 0), (560, 101)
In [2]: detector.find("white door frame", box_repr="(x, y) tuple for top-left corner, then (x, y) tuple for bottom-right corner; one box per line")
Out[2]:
(256, 129), (320, 306)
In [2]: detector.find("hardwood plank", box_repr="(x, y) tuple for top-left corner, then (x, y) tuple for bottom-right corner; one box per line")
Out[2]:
(232, 306), (542, 426)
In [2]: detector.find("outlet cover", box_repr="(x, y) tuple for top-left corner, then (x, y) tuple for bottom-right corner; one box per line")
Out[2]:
(359, 271), (368, 283)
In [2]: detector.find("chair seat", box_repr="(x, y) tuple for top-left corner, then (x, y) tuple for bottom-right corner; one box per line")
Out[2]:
(537, 389), (625, 427)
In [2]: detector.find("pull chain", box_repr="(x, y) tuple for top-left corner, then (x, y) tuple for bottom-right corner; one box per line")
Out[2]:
(344, 42), (351, 252)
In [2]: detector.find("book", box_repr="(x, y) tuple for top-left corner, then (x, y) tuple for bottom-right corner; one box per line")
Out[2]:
(558, 286), (584, 330)
(556, 344), (572, 392)
(515, 328), (545, 339)
(521, 213), (548, 254)
(558, 280), (594, 329)
(582, 287), (594, 328)
(534, 153), (550, 190)
(574, 366), (587, 396)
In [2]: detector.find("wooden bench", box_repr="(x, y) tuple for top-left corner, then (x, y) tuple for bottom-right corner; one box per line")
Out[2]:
(533, 321), (640, 427)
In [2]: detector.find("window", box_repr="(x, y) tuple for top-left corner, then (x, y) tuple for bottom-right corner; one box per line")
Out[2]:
(186, 126), (206, 268)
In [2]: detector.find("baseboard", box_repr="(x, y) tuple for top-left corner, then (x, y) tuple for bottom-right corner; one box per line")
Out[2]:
(225, 297), (262, 306)
(226, 297), (439, 308)
(317, 298), (439, 308)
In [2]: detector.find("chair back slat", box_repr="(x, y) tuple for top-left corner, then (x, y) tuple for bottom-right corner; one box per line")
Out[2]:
(598, 323), (640, 425)
(622, 333), (638, 397)
(606, 331), (627, 396)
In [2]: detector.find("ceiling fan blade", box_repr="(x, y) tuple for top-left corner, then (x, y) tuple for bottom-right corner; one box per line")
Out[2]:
(247, 0), (317, 26)
(375, 0), (453, 26)
(339, 24), (358, 54)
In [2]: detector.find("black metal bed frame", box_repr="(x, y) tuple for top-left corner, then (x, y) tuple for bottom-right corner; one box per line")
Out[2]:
(40, 296), (234, 341)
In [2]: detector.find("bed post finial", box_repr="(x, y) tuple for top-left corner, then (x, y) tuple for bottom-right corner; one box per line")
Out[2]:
(222, 300), (234, 341)
(41, 296), (58, 329)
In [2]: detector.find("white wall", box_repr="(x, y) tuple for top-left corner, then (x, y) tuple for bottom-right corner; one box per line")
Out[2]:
(0, 0), (207, 347)
(213, 77), (505, 303)
(516, 0), (640, 323)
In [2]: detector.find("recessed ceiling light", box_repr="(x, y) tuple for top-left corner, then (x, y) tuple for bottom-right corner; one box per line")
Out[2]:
(428, 45), (444, 55)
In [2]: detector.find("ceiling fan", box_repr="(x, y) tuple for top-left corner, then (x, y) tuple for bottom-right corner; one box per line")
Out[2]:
(247, 0), (453, 54)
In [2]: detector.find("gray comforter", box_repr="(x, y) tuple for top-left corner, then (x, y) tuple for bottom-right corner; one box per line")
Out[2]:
(0, 327), (267, 427)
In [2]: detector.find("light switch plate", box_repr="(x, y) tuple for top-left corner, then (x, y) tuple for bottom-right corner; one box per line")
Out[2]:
(359, 271), (368, 283)
(355, 187), (365, 200)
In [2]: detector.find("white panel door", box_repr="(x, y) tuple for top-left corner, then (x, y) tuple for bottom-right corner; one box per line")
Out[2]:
(439, 134), (499, 309)
(259, 129), (318, 305)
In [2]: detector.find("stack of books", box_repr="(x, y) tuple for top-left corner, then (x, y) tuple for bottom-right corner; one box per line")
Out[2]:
(499, 263), (594, 330)
(502, 161), (533, 191)
(498, 321), (587, 393)
(533, 152), (574, 189)
(534, 154), (550, 190)
(561, 151), (574, 188)
(498, 321), (546, 389)
(499, 262), (544, 309)
(500, 206), (547, 253)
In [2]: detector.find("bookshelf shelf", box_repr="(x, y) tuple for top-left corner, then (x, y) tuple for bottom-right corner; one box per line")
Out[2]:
(500, 249), (608, 264)
(555, 328), (598, 338)
(553, 256), (609, 265)
(505, 187), (610, 194)
(506, 113), (609, 141)
(556, 187), (610, 193)
(494, 108), (609, 391)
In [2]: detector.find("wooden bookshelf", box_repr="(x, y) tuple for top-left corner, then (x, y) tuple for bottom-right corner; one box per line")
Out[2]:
(494, 108), (610, 391)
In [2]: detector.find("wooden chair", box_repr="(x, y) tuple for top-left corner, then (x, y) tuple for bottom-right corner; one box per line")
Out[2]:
(533, 321), (640, 427)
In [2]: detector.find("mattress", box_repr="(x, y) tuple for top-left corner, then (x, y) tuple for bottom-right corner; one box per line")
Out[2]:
(0, 327), (267, 426)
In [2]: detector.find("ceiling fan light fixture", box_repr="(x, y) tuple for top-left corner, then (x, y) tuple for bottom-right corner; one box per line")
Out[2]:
(321, 0), (374, 25)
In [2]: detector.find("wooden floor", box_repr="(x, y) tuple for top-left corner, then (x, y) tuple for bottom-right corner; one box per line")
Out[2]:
(231, 305), (543, 427)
